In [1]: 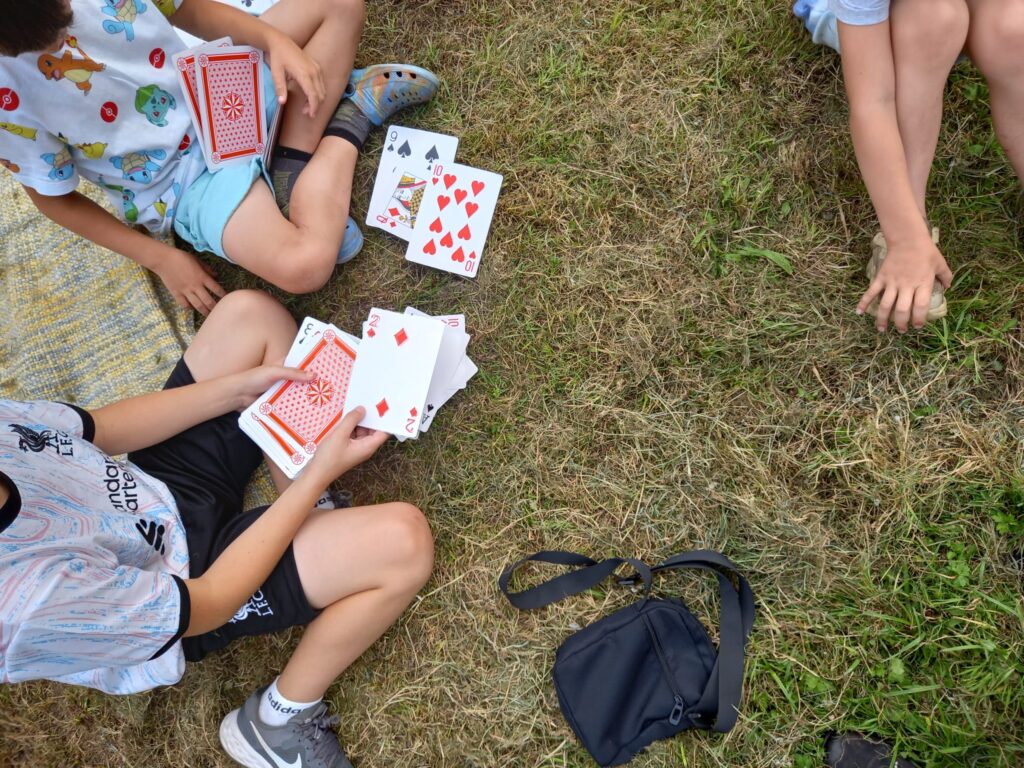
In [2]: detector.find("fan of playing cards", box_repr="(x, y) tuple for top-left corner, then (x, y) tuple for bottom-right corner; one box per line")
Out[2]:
(239, 308), (477, 478)
(367, 125), (504, 279)
(174, 37), (282, 173)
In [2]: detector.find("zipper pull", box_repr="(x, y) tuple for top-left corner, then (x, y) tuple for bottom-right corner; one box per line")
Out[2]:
(669, 695), (685, 726)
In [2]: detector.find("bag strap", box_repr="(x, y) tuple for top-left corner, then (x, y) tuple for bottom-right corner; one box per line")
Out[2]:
(498, 550), (652, 610)
(649, 551), (755, 733)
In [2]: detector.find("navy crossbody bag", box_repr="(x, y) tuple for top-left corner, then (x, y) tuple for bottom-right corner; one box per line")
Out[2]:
(499, 550), (755, 767)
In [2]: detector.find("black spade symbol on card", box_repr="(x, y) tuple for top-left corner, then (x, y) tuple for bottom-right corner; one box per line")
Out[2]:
(425, 146), (439, 167)
(387, 143), (394, 152)
(397, 141), (412, 158)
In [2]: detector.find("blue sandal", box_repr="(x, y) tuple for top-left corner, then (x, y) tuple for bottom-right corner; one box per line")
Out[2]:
(344, 64), (440, 126)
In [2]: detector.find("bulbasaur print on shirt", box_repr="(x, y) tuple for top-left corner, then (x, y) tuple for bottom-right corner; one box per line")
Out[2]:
(0, 0), (202, 234)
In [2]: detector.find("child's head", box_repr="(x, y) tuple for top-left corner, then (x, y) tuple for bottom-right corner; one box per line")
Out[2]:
(0, 1), (74, 57)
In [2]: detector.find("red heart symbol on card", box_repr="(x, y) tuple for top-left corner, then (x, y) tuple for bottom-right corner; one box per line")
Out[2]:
(472, 180), (485, 196)
(423, 239), (437, 255)
(458, 224), (472, 240)
(440, 232), (454, 248)
(451, 247), (465, 262)
(444, 174), (457, 189)
(465, 202), (479, 218)
(454, 189), (467, 205)
(437, 195), (450, 211)
(429, 217), (443, 233)
(432, 177), (439, 185)
(469, 251), (477, 260)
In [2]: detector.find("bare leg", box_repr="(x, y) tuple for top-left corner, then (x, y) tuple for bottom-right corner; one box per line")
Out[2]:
(182, 290), (295, 490)
(965, 0), (1024, 180)
(890, 0), (970, 216)
(221, 0), (365, 293)
(275, 502), (434, 701)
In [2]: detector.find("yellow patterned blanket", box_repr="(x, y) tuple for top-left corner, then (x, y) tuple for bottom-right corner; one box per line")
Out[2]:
(0, 173), (192, 407)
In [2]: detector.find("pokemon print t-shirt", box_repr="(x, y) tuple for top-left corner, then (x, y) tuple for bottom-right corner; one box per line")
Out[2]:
(0, 399), (190, 695)
(0, 0), (203, 234)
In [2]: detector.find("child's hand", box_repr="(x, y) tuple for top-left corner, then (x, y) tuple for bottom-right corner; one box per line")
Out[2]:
(156, 248), (226, 316)
(857, 237), (953, 333)
(307, 407), (390, 483)
(265, 30), (326, 119)
(232, 364), (313, 409)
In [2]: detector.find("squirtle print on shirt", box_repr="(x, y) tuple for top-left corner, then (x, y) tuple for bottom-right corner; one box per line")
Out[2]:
(37, 37), (106, 95)
(102, 0), (148, 42)
(110, 148), (165, 183)
(41, 146), (76, 181)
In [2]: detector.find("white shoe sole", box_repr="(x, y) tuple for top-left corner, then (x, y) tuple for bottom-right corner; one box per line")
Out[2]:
(220, 709), (276, 768)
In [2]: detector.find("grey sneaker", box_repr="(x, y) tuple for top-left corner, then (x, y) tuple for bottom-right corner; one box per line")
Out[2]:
(220, 687), (354, 768)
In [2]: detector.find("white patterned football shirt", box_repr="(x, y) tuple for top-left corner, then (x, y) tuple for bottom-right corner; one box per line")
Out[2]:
(0, 399), (190, 694)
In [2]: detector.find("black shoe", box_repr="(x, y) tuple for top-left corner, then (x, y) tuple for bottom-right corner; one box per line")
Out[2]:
(824, 733), (919, 768)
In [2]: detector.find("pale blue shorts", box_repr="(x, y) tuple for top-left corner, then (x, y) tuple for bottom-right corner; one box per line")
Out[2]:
(173, 62), (279, 261)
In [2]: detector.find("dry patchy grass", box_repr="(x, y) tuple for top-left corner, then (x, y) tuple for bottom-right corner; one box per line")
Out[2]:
(2, 1), (1024, 766)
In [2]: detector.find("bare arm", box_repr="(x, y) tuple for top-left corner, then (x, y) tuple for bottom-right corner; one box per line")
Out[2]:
(838, 21), (953, 332)
(182, 407), (389, 636)
(170, 0), (325, 116)
(91, 364), (310, 455)
(24, 187), (225, 315)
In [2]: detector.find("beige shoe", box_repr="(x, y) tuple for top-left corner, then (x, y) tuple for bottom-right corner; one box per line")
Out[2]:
(865, 226), (947, 321)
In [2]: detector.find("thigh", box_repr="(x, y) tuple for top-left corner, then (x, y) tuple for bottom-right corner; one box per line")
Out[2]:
(292, 502), (432, 609)
(183, 289), (298, 382)
(259, 0), (334, 46)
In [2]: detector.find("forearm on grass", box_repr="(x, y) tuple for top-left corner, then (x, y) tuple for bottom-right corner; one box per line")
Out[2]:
(91, 373), (245, 455)
(838, 21), (932, 248)
(182, 471), (327, 635)
(23, 186), (170, 273)
(170, 0), (281, 51)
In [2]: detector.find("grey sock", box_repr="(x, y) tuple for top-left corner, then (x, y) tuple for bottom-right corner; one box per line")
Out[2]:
(269, 146), (313, 218)
(324, 100), (372, 151)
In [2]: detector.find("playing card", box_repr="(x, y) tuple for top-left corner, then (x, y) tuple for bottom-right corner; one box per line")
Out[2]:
(405, 163), (503, 278)
(345, 309), (444, 438)
(292, 317), (359, 362)
(196, 46), (268, 172)
(241, 326), (358, 478)
(403, 307), (477, 432)
(173, 37), (232, 143)
(366, 126), (458, 239)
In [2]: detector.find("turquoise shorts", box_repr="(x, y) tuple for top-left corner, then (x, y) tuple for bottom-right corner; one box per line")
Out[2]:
(173, 62), (279, 261)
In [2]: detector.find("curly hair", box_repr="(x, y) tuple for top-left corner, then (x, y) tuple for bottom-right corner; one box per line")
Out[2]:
(0, 1), (75, 57)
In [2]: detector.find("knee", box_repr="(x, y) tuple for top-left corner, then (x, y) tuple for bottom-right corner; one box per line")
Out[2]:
(379, 502), (434, 591)
(276, 240), (337, 294)
(970, 2), (1024, 79)
(894, 0), (968, 53)
(325, 0), (365, 28)
(208, 289), (292, 327)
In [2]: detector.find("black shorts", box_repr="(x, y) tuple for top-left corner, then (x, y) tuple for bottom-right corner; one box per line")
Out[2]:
(129, 358), (318, 662)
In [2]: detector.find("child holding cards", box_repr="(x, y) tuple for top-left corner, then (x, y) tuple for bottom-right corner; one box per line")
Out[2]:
(827, 0), (1024, 332)
(0, 0), (440, 312)
(0, 290), (433, 768)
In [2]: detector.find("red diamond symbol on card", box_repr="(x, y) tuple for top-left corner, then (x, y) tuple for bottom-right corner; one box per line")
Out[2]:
(367, 328), (376, 338)
(410, 407), (418, 417)
(376, 398), (389, 417)
(394, 328), (408, 346)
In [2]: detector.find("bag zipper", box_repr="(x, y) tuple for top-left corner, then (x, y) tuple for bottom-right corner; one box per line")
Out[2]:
(641, 612), (686, 726)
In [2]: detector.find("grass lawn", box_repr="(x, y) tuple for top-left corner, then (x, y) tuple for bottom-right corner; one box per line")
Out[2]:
(2, 1), (1023, 765)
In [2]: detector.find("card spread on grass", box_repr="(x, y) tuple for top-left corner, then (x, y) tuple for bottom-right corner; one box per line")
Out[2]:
(366, 125), (459, 239)
(196, 46), (268, 171)
(405, 163), (503, 278)
(345, 309), (444, 438)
